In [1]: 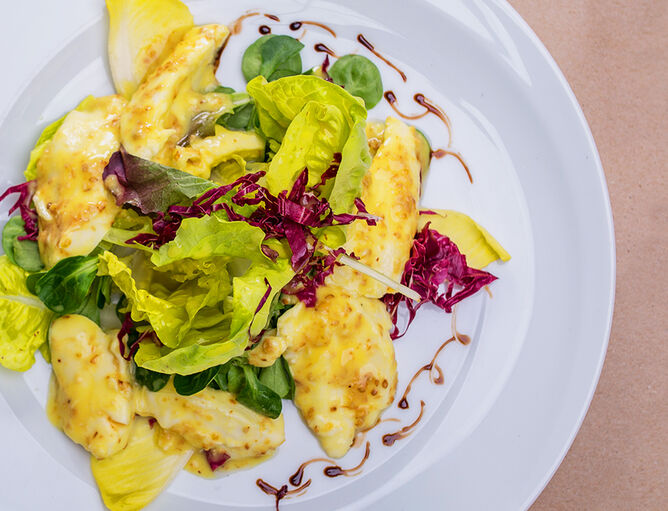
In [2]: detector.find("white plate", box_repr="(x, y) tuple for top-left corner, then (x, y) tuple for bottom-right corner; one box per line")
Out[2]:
(0, 1), (614, 510)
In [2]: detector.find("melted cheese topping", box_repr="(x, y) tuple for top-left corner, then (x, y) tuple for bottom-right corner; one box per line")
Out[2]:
(34, 96), (125, 268)
(48, 315), (134, 459)
(120, 24), (233, 174)
(135, 381), (285, 459)
(328, 116), (421, 298)
(276, 285), (397, 458)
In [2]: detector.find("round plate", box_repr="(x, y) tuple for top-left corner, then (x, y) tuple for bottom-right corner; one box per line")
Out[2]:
(0, 1), (614, 510)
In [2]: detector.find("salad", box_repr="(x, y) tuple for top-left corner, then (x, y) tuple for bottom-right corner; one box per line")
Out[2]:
(0, 0), (510, 509)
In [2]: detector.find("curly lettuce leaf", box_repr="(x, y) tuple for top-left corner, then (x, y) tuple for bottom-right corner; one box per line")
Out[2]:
(246, 75), (371, 214)
(151, 212), (269, 267)
(134, 258), (293, 375)
(0, 256), (53, 371)
(97, 251), (230, 348)
(418, 209), (511, 269)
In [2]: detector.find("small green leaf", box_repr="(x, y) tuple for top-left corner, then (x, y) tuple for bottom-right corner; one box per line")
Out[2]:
(213, 85), (236, 94)
(329, 55), (383, 109)
(173, 366), (219, 396)
(134, 365), (170, 392)
(2, 217), (43, 272)
(216, 102), (257, 132)
(258, 356), (294, 399)
(34, 255), (99, 314)
(236, 364), (282, 419)
(242, 35), (303, 82)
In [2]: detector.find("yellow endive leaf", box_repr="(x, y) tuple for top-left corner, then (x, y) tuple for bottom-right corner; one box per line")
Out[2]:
(106, 0), (194, 98)
(91, 417), (193, 511)
(418, 209), (511, 269)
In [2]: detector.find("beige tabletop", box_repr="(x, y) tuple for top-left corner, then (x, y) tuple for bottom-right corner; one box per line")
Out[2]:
(506, 1), (668, 509)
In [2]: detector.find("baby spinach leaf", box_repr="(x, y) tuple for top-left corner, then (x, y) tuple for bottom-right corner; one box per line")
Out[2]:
(208, 357), (284, 418)
(213, 85), (236, 94)
(134, 364), (170, 392)
(173, 365), (220, 396)
(217, 102), (257, 132)
(242, 35), (303, 82)
(258, 356), (294, 399)
(329, 54), (383, 109)
(2, 217), (43, 272)
(34, 255), (99, 314)
(236, 364), (282, 419)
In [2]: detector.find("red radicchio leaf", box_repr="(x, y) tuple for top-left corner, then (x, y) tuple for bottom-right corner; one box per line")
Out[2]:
(117, 312), (137, 361)
(383, 223), (497, 339)
(205, 450), (231, 471)
(0, 181), (39, 240)
(282, 248), (346, 307)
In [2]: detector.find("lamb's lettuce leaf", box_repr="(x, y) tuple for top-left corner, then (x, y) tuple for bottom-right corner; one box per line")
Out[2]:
(0, 256), (53, 371)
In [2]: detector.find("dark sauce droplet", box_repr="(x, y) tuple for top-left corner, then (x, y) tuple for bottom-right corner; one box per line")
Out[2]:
(289, 21), (302, 30)
(382, 401), (426, 446)
(357, 34), (406, 81)
(314, 43), (337, 57)
(324, 466), (345, 477)
(259, 25), (271, 34)
(264, 14), (280, 21)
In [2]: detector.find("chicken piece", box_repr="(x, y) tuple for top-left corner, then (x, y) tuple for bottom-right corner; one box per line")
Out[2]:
(260, 285), (397, 458)
(328, 116), (421, 298)
(135, 381), (285, 460)
(33, 95), (125, 268)
(119, 24), (264, 178)
(48, 315), (135, 459)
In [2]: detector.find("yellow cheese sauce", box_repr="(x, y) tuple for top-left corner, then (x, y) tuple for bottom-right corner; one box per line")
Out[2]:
(34, 95), (125, 268)
(328, 116), (421, 298)
(277, 285), (397, 458)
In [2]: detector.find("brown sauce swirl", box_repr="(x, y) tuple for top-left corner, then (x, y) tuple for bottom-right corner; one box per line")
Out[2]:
(384, 91), (453, 146)
(289, 20), (337, 37)
(432, 149), (473, 184)
(289, 441), (371, 486)
(357, 34), (407, 81)
(314, 43), (337, 57)
(256, 478), (311, 511)
(397, 334), (470, 409)
(230, 12), (261, 35)
(382, 401), (426, 446)
(264, 14), (280, 21)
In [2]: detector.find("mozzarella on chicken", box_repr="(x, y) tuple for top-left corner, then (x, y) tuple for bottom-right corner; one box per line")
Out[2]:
(48, 315), (135, 459)
(34, 95), (125, 268)
(328, 116), (421, 298)
(120, 24), (264, 178)
(261, 285), (397, 458)
(135, 381), (285, 460)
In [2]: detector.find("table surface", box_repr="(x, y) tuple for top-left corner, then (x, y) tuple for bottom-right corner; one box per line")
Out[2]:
(507, 1), (668, 509)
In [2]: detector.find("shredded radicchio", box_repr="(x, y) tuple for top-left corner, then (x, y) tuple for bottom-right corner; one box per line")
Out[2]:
(128, 162), (376, 276)
(282, 248), (346, 307)
(117, 312), (162, 360)
(205, 449), (231, 471)
(0, 181), (39, 240)
(383, 223), (497, 339)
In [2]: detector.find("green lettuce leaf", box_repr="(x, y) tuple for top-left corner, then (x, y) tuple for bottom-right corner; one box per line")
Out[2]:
(2, 217), (44, 272)
(246, 75), (371, 214)
(151, 212), (269, 267)
(134, 257), (293, 375)
(0, 256), (53, 371)
(97, 251), (231, 349)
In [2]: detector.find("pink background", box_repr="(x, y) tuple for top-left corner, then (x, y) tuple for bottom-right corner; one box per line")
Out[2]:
(507, 1), (668, 509)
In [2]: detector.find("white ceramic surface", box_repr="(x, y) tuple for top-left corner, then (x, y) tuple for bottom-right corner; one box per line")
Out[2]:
(0, 1), (614, 510)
